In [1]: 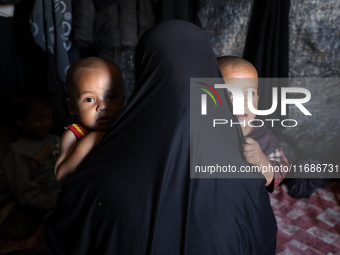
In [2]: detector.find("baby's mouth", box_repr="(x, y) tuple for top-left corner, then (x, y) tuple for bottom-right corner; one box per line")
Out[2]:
(97, 116), (111, 124)
(236, 114), (248, 120)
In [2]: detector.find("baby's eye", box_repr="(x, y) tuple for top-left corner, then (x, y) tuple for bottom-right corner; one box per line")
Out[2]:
(250, 91), (257, 97)
(245, 91), (256, 97)
(84, 97), (94, 102)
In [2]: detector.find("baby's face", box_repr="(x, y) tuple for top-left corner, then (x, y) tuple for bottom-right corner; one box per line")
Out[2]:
(19, 105), (53, 139)
(221, 66), (259, 136)
(68, 69), (125, 131)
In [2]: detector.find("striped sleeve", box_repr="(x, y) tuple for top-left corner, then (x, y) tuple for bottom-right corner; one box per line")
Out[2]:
(65, 123), (90, 140)
(267, 147), (289, 191)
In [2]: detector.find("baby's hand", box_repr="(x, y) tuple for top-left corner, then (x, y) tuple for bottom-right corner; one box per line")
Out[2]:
(243, 137), (274, 186)
(242, 137), (267, 167)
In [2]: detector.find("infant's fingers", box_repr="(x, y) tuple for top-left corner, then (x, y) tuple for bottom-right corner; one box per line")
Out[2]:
(243, 151), (254, 158)
(242, 143), (254, 152)
(244, 137), (255, 144)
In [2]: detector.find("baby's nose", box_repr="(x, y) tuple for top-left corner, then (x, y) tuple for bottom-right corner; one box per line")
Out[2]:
(97, 100), (108, 112)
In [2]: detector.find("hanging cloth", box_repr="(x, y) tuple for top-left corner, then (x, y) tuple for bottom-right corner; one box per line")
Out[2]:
(30, 0), (72, 92)
(243, 0), (290, 119)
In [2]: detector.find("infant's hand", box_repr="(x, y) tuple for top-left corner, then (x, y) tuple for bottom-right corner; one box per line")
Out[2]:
(242, 137), (267, 167)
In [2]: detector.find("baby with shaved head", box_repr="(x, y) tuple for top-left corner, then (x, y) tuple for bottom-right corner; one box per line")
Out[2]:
(218, 56), (288, 191)
(55, 57), (125, 182)
(217, 56), (259, 136)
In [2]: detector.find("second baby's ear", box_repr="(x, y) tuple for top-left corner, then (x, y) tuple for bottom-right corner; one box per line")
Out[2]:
(66, 98), (76, 116)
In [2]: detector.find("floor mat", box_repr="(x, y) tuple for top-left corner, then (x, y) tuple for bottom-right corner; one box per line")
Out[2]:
(270, 183), (340, 255)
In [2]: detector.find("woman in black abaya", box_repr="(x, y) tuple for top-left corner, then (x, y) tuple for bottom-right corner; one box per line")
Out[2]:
(46, 20), (277, 254)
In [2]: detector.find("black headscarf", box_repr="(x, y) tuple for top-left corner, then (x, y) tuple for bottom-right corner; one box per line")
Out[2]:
(46, 20), (277, 255)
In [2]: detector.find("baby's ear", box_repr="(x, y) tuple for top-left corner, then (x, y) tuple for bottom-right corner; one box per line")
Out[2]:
(66, 98), (76, 115)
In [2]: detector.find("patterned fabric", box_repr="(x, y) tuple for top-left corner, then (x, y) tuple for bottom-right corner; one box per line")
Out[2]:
(268, 147), (289, 191)
(65, 123), (90, 140)
(30, 0), (72, 85)
(270, 183), (340, 254)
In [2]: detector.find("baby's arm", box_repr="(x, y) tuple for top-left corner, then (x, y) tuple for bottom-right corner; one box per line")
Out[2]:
(55, 130), (105, 182)
(55, 130), (78, 182)
(242, 137), (273, 186)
